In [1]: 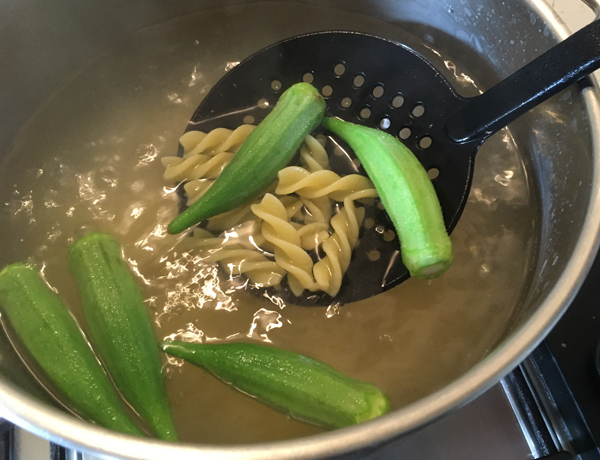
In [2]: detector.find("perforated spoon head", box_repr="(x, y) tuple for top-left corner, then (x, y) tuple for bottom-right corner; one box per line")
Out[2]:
(180, 25), (600, 304)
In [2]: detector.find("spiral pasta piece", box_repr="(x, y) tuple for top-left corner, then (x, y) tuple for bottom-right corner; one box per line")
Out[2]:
(292, 222), (330, 250)
(205, 181), (278, 232)
(180, 229), (284, 288)
(301, 196), (332, 224)
(178, 130), (207, 155)
(208, 248), (285, 287)
(162, 125), (255, 182)
(181, 125), (255, 157)
(183, 179), (212, 206)
(162, 151), (233, 183)
(313, 189), (378, 296)
(278, 196), (304, 220)
(206, 204), (256, 233)
(163, 126), (381, 297)
(251, 194), (318, 296)
(189, 227), (267, 250)
(300, 134), (329, 172)
(276, 167), (376, 202)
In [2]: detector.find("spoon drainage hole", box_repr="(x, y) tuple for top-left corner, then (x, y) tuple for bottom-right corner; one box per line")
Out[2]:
(372, 85), (385, 99)
(391, 94), (405, 108)
(321, 85), (333, 97)
(379, 117), (391, 130)
(243, 115), (255, 124)
(303, 72), (314, 83)
(340, 97), (352, 109)
(368, 250), (381, 261)
(353, 74), (366, 88)
(428, 168), (440, 180)
(383, 230), (396, 242)
(359, 107), (372, 119)
(398, 126), (411, 139)
(333, 145), (345, 156)
(334, 63), (346, 76)
(418, 136), (432, 149)
(271, 80), (282, 91)
(257, 98), (269, 109)
(412, 104), (425, 117)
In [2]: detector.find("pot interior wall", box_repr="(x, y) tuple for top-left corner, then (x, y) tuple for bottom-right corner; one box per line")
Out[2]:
(0, 0), (594, 448)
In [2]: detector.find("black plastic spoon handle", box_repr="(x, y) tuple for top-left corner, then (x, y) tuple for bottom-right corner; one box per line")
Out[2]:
(446, 19), (600, 144)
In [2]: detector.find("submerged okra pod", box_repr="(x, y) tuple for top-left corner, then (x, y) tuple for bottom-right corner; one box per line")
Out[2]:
(161, 340), (390, 429)
(168, 82), (326, 234)
(0, 263), (142, 436)
(68, 233), (178, 441)
(322, 117), (453, 279)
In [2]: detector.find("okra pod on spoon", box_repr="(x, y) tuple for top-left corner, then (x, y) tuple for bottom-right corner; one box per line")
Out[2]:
(175, 27), (600, 302)
(168, 82), (326, 234)
(322, 117), (453, 279)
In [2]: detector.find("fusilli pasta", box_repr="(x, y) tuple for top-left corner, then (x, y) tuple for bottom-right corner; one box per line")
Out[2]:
(251, 193), (318, 296)
(205, 181), (278, 232)
(180, 228), (285, 288)
(299, 134), (329, 172)
(300, 196), (332, 224)
(163, 126), (380, 298)
(292, 221), (330, 251)
(183, 179), (212, 205)
(276, 167), (375, 202)
(161, 125), (255, 197)
(313, 189), (378, 296)
(205, 204), (257, 233)
(181, 125), (255, 157)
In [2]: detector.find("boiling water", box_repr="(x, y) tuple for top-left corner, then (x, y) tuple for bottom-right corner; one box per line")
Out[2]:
(0, 2), (536, 444)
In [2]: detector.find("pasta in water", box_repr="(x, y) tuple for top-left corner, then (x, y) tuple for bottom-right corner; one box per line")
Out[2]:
(313, 190), (378, 296)
(162, 125), (256, 205)
(251, 193), (319, 296)
(276, 167), (375, 201)
(299, 134), (329, 172)
(191, 232), (285, 288)
(300, 196), (332, 224)
(162, 127), (379, 297)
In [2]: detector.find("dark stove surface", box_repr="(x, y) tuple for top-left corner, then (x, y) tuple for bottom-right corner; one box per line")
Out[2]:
(542, 249), (600, 457)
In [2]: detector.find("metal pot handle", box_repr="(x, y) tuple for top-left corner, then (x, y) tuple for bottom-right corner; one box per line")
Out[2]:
(581, 0), (600, 19)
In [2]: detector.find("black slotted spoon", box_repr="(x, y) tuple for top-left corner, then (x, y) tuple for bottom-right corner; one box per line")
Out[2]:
(182, 25), (600, 305)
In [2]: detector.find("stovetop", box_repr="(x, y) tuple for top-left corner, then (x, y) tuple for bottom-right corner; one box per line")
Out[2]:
(541, 255), (600, 458)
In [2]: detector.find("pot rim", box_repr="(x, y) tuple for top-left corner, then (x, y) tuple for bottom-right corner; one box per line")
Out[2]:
(2, 1), (600, 459)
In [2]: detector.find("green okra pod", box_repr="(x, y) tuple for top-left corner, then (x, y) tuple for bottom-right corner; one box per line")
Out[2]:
(322, 117), (453, 279)
(161, 340), (390, 429)
(68, 233), (178, 441)
(0, 263), (142, 436)
(168, 82), (326, 234)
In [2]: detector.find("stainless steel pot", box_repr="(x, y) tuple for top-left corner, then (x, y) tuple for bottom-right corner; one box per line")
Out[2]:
(0, 0), (599, 458)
